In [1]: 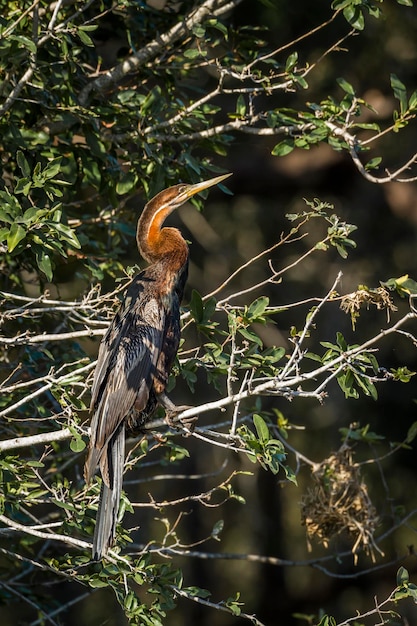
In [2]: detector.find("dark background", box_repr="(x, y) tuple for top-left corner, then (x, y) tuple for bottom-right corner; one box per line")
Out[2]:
(83, 1), (417, 619)
(66, 2), (417, 623)
(2, 1), (417, 624)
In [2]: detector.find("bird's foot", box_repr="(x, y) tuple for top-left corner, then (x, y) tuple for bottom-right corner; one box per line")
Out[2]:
(167, 406), (197, 434)
(157, 393), (197, 433)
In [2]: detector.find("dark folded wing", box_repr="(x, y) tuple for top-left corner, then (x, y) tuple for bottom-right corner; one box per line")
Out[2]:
(89, 294), (166, 461)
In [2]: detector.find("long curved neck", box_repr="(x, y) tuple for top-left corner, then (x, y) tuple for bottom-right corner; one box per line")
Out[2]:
(137, 197), (188, 269)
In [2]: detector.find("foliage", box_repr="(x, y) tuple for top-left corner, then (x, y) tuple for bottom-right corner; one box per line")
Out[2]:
(1, 1), (417, 625)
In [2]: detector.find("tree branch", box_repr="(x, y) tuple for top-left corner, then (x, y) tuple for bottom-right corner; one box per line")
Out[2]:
(78, 0), (240, 106)
(0, 514), (90, 550)
(0, 328), (105, 346)
(0, 427), (74, 453)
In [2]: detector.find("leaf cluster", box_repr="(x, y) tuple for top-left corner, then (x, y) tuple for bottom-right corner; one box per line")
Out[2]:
(1, 152), (79, 281)
(1, 2), (417, 625)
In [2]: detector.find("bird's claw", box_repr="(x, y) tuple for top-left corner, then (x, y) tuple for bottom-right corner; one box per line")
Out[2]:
(156, 393), (197, 433)
(165, 405), (197, 434)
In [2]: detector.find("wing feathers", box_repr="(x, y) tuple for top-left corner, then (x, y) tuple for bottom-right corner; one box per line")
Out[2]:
(85, 262), (188, 558)
(86, 278), (167, 479)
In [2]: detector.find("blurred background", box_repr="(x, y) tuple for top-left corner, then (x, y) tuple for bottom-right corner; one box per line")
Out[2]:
(1, 0), (417, 624)
(80, 3), (417, 623)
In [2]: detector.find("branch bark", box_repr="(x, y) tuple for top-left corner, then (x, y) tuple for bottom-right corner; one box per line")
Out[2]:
(0, 427), (73, 452)
(78, 0), (242, 106)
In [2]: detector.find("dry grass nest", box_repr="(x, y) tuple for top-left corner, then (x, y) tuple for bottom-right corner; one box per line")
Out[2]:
(340, 285), (397, 329)
(300, 444), (383, 563)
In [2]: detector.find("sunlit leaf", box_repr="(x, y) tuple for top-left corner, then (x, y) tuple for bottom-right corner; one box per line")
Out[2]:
(7, 223), (26, 252)
(253, 414), (270, 443)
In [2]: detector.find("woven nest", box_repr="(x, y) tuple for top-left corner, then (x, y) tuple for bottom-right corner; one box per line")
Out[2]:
(340, 285), (397, 329)
(300, 444), (382, 563)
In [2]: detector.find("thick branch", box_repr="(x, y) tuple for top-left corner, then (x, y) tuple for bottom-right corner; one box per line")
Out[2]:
(0, 328), (105, 346)
(78, 0), (240, 106)
(325, 120), (417, 183)
(0, 427), (73, 453)
(0, 514), (90, 550)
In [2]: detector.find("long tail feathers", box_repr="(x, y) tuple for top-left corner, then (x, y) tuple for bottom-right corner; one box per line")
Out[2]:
(92, 426), (125, 560)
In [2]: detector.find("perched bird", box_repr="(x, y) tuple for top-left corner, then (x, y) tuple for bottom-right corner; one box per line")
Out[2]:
(84, 173), (231, 560)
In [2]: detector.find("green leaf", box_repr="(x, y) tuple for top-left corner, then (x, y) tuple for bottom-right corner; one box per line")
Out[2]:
(77, 28), (95, 47)
(70, 436), (86, 452)
(14, 177), (32, 196)
(21, 207), (41, 225)
(316, 616), (336, 626)
(343, 5), (365, 30)
(36, 252), (53, 281)
(383, 274), (417, 296)
(116, 171), (138, 195)
(397, 566), (409, 585)
(305, 351), (322, 363)
(336, 332), (347, 351)
(354, 373), (378, 400)
(391, 73), (408, 116)
(183, 586), (211, 599)
(247, 296), (269, 320)
(285, 51), (298, 72)
(43, 157), (62, 180)
(226, 593), (243, 616)
(88, 577), (109, 588)
(204, 296), (217, 321)
(253, 414), (269, 443)
(283, 464), (297, 484)
(337, 77), (355, 95)
(192, 24), (206, 38)
(337, 370), (359, 399)
(238, 326), (263, 346)
(294, 75), (308, 90)
(7, 223), (26, 252)
(10, 34), (37, 54)
(26, 460), (45, 468)
(16, 151), (31, 177)
(391, 366), (415, 382)
(184, 48), (200, 59)
(271, 140), (294, 156)
(406, 421), (417, 444)
(207, 18), (228, 36)
(52, 222), (81, 248)
(211, 519), (224, 540)
(182, 152), (201, 175)
(354, 122), (380, 132)
(190, 289), (204, 323)
(236, 94), (246, 117)
(0, 209), (14, 224)
(365, 156), (382, 171)
(409, 89), (417, 111)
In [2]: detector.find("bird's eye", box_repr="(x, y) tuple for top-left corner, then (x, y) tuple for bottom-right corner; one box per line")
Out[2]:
(178, 184), (187, 194)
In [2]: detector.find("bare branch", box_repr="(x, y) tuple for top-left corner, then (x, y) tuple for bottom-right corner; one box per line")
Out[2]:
(0, 328), (105, 346)
(0, 360), (95, 420)
(173, 585), (267, 626)
(0, 427), (74, 453)
(78, 0), (239, 106)
(0, 514), (90, 550)
(325, 120), (417, 183)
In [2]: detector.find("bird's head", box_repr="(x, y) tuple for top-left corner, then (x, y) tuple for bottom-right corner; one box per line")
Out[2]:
(151, 173), (232, 213)
(138, 173), (232, 263)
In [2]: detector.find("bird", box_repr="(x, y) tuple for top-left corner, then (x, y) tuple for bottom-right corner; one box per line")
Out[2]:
(84, 172), (232, 560)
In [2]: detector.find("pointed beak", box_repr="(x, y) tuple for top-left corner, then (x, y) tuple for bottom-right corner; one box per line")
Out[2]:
(183, 173), (232, 200)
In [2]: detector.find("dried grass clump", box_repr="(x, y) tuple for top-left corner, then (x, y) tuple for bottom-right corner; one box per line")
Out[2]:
(300, 444), (382, 563)
(340, 285), (397, 329)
